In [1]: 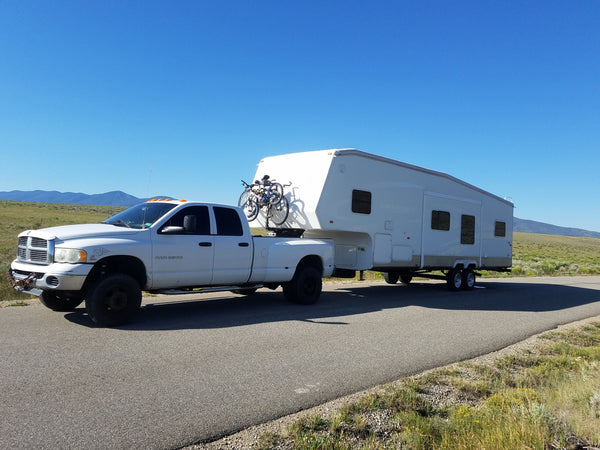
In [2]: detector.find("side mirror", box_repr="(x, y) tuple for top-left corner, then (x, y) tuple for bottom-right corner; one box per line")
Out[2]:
(183, 215), (197, 233)
(161, 226), (185, 234)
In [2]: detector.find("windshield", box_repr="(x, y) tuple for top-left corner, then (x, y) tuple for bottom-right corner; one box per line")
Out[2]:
(103, 203), (177, 229)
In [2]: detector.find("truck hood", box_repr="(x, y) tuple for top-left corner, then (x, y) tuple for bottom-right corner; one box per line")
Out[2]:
(19, 223), (141, 241)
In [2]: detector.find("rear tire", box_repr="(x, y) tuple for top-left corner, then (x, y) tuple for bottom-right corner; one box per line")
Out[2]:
(462, 268), (476, 290)
(400, 274), (413, 285)
(85, 274), (142, 327)
(39, 291), (84, 312)
(384, 272), (399, 284)
(446, 267), (463, 291)
(283, 265), (322, 305)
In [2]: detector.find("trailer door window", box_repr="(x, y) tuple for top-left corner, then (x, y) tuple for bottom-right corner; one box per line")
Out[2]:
(431, 210), (450, 231)
(495, 221), (506, 237)
(352, 190), (371, 214)
(461, 215), (476, 245)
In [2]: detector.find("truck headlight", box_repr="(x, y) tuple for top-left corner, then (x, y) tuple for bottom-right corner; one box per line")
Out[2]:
(54, 248), (87, 263)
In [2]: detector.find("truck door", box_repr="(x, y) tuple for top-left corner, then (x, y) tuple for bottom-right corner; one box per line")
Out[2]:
(152, 205), (214, 287)
(211, 206), (252, 285)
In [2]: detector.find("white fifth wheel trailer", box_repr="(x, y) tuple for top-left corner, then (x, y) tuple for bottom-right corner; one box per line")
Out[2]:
(248, 149), (513, 290)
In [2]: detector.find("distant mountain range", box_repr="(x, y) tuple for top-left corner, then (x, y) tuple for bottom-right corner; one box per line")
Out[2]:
(1, 190), (599, 239)
(0, 190), (167, 207)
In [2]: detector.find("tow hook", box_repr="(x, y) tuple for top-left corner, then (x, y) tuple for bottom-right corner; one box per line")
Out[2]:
(7, 269), (39, 291)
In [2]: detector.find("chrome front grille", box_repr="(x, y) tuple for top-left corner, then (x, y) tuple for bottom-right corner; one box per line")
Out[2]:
(17, 236), (53, 265)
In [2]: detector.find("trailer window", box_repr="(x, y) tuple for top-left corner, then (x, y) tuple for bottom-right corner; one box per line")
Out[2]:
(461, 215), (475, 245)
(495, 221), (506, 237)
(431, 211), (450, 231)
(352, 190), (371, 214)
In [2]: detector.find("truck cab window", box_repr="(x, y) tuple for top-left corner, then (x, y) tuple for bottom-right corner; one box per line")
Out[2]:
(214, 207), (243, 236)
(159, 206), (210, 235)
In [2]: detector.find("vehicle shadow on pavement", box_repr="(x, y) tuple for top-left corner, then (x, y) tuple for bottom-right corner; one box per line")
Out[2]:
(64, 280), (600, 331)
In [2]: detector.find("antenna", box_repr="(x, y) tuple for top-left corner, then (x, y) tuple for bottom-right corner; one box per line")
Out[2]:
(147, 164), (153, 199)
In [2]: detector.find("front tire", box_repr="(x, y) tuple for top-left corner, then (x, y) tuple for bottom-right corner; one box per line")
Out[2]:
(384, 272), (399, 284)
(446, 267), (463, 291)
(283, 265), (322, 305)
(39, 291), (84, 312)
(85, 274), (142, 327)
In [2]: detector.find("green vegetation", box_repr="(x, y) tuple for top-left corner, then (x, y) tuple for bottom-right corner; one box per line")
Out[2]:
(511, 232), (600, 277)
(1, 202), (599, 301)
(0, 201), (124, 301)
(255, 323), (600, 449)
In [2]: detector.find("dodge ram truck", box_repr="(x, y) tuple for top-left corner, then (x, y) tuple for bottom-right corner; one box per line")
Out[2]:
(9, 199), (334, 326)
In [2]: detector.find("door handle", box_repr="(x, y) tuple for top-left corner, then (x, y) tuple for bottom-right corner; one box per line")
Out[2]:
(238, 242), (250, 247)
(198, 242), (212, 247)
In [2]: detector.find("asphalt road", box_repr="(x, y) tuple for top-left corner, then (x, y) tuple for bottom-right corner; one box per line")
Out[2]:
(2, 276), (600, 449)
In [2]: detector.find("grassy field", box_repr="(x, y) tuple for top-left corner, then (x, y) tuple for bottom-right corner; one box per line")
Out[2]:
(245, 321), (600, 449)
(0, 201), (124, 301)
(1, 201), (600, 301)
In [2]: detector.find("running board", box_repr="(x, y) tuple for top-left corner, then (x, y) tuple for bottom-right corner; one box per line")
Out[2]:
(156, 284), (263, 295)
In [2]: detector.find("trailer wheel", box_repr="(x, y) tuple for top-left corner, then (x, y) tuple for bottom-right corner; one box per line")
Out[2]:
(462, 268), (476, 291)
(39, 291), (84, 312)
(447, 267), (463, 291)
(400, 274), (413, 285)
(283, 265), (322, 305)
(384, 271), (399, 284)
(85, 274), (142, 326)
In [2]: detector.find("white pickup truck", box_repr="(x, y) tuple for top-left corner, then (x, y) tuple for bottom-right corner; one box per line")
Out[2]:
(9, 200), (335, 326)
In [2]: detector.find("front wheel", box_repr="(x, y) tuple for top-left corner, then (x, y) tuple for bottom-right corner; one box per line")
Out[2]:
(39, 291), (84, 312)
(283, 265), (322, 305)
(85, 274), (142, 327)
(267, 196), (289, 226)
(446, 267), (463, 291)
(384, 272), (399, 284)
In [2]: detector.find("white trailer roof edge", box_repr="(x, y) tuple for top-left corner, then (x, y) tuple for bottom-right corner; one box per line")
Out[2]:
(332, 149), (514, 208)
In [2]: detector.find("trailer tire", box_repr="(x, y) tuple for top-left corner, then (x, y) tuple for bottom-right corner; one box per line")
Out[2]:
(85, 273), (142, 327)
(447, 267), (463, 291)
(384, 271), (399, 284)
(400, 274), (413, 285)
(39, 291), (84, 312)
(283, 265), (322, 305)
(462, 268), (476, 291)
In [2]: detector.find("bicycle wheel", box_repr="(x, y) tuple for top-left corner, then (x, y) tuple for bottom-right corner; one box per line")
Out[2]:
(242, 198), (259, 221)
(267, 196), (289, 225)
(268, 183), (284, 206)
(238, 189), (251, 207)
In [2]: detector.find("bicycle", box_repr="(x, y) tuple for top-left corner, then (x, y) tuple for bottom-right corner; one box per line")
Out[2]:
(238, 175), (290, 226)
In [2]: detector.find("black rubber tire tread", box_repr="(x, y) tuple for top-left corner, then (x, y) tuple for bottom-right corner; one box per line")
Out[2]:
(283, 265), (322, 305)
(462, 268), (476, 291)
(39, 291), (84, 312)
(85, 273), (142, 327)
(400, 274), (413, 285)
(384, 272), (399, 284)
(269, 183), (284, 206)
(267, 196), (289, 226)
(446, 267), (463, 291)
(244, 199), (260, 222)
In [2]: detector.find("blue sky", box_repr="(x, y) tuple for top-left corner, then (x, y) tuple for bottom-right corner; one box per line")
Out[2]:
(1, 1), (599, 231)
